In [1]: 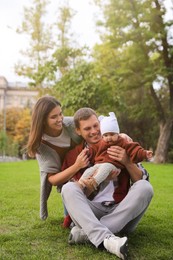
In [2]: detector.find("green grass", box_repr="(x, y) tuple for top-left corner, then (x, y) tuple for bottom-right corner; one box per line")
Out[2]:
(0, 161), (173, 260)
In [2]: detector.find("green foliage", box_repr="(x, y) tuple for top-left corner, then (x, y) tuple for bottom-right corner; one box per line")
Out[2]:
(0, 161), (173, 259)
(0, 131), (7, 155)
(0, 131), (19, 157)
(15, 0), (83, 88)
(93, 0), (173, 162)
(55, 5), (75, 46)
(54, 61), (105, 114)
(15, 0), (53, 86)
(0, 108), (31, 156)
(15, 0), (173, 162)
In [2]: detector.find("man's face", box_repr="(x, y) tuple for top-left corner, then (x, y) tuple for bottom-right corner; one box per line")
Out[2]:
(76, 115), (101, 145)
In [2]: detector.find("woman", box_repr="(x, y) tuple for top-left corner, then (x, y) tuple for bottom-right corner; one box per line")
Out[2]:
(27, 96), (89, 220)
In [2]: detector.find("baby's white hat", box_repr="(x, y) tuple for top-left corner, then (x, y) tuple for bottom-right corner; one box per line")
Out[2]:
(99, 112), (120, 135)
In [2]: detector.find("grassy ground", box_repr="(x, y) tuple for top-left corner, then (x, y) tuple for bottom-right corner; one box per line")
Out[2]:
(0, 160), (173, 260)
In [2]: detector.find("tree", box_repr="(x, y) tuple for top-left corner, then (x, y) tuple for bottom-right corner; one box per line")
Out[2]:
(0, 131), (19, 157)
(0, 131), (7, 156)
(54, 61), (104, 114)
(0, 108), (31, 157)
(46, 4), (85, 82)
(5, 108), (22, 138)
(0, 109), (22, 156)
(15, 0), (52, 87)
(15, 0), (86, 89)
(14, 108), (31, 155)
(93, 0), (173, 162)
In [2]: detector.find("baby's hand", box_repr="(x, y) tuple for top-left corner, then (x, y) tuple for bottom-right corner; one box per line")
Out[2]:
(146, 150), (153, 159)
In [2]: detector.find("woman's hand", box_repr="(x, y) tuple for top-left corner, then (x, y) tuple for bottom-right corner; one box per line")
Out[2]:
(74, 148), (89, 170)
(48, 148), (89, 186)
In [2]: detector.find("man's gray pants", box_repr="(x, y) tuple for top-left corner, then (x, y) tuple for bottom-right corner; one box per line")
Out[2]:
(61, 180), (153, 247)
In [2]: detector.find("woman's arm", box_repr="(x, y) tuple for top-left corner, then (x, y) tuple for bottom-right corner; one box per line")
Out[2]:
(107, 146), (143, 182)
(48, 148), (89, 186)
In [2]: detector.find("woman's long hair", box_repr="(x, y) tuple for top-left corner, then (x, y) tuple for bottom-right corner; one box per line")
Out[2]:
(26, 96), (61, 157)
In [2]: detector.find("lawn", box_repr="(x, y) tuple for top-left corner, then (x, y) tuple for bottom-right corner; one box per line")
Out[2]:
(0, 160), (173, 260)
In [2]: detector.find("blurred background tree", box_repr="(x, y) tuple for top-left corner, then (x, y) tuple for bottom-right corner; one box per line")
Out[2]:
(92, 0), (173, 162)
(15, 0), (53, 88)
(0, 108), (31, 157)
(12, 0), (173, 162)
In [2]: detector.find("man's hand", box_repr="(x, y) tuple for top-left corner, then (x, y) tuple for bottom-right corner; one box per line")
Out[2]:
(79, 177), (98, 197)
(106, 168), (121, 181)
(108, 146), (143, 182)
(107, 146), (130, 166)
(119, 133), (133, 142)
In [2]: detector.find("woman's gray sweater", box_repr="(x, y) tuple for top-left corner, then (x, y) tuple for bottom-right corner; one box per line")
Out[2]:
(36, 117), (81, 220)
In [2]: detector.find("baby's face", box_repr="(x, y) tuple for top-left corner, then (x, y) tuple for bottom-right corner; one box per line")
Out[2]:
(102, 132), (119, 144)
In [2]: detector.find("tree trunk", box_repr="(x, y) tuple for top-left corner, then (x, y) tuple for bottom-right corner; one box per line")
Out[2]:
(154, 117), (173, 163)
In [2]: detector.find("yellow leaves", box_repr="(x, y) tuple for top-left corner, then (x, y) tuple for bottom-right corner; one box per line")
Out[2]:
(14, 108), (31, 145)
(2, 107), (31, 148)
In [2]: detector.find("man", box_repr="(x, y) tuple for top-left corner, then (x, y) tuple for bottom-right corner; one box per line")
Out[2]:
(61, 108), (153, 260)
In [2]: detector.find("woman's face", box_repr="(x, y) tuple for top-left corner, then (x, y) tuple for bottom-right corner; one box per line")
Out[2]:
(44, 105), (64, 136)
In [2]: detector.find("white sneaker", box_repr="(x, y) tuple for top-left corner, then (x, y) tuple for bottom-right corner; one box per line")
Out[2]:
(68, 226), (89, 245)
(103, 235), (128, 260)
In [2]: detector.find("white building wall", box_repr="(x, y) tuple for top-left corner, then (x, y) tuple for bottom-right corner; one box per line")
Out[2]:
(0, 77), (39, 111)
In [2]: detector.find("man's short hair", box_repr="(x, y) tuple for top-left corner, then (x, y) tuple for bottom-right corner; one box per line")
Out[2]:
(74, 107), (97, 129)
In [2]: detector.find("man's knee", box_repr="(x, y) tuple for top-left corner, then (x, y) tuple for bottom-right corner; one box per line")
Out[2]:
(61, 182), (76, 199)
(135, 180), (154, 201)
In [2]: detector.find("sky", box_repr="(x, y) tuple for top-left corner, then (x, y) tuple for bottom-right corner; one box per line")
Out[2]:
(0, 0), (100, 83)
(0, 0), (172, 84)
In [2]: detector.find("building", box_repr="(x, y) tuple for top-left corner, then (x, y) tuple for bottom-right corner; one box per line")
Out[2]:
(0, 76), (39, 111)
